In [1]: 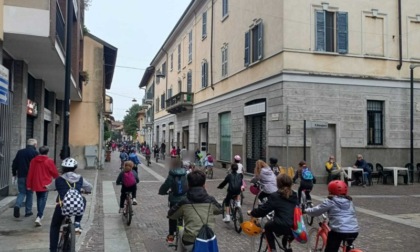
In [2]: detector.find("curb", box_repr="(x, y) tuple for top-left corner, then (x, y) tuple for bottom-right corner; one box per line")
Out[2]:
(0, 196), (15, 215)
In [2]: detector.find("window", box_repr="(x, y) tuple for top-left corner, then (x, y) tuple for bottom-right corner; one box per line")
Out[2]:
(156, 97), (160, 112)
(170, 53), (173, 71)
(188, 31), (193, 63)
(367, 100), (383, 145)
(202, 12), (207, 38)
(244, 21), (263, 66)
(219, 112), (231, 161)
(156, 68), (160, 84)
(221, 44), (228, 77)
(168, 86), (173, 98)
(187, 70), (192, 93)
(162, 62), (166, 76)
(222, 0), (228, 18)
(178, 79), (182, 93)
(201, 60), (208, 88)
(161, 93), (165, 109)
(178, 44), (181, 71)
(315, 10), (348, 53)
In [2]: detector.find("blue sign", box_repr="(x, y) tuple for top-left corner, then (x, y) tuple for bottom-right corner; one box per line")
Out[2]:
(0, 65), (9, 105)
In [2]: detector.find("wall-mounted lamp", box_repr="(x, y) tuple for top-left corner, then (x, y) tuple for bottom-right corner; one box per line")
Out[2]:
(156, 70), (165, 79)
(132, 98), (137, 103)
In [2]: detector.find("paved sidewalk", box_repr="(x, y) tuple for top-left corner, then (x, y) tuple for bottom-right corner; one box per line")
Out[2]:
(0, 168), (98, 252)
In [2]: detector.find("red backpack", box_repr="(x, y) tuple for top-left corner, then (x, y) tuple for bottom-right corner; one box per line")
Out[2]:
(146, 148), (151, 155)
(123, 171), (136, 187)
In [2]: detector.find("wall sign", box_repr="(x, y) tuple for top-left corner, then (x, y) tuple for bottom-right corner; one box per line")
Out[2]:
(0, 65), (9, 105)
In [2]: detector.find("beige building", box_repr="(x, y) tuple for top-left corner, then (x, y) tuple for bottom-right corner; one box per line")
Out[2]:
(140, 0), (420, 179)
(70, 33), (117, 169)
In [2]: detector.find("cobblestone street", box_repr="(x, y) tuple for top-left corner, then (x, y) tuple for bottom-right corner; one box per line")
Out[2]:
(1, 151), (420, 251)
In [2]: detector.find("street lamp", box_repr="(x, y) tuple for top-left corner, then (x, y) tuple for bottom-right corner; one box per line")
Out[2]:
(409, 64), (420, 182)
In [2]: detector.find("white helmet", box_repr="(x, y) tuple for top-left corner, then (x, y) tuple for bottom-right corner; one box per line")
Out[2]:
(62, 157), (78, 169)
(234, 155), (241, 161)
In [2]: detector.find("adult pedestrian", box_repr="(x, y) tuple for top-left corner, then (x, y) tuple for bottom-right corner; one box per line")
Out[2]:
(26, 146), (59, 226)
(353, 154), (371, 186)
(12, 138), (38, 218)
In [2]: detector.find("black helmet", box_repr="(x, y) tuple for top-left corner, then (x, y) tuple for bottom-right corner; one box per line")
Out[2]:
(269, 157), (278, 165)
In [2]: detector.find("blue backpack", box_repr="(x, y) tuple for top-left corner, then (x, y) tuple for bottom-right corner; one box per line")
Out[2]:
(302, 168), (314, 180)
(192, 204), (219, 252)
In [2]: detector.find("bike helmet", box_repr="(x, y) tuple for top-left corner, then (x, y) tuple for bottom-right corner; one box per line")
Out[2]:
(269, 157), (278, 165)
(241, 219), (262, 236)
(250, 185), (260, 195)
(328, 180), (348, 196)
(234, 155), (241, 161)
(61, 157), (78, 169)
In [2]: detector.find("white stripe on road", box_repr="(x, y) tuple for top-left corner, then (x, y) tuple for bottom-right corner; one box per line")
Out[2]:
(311, 195), (420, 229)
(139, 163), (165, 182)
(103, 181), (131, 251)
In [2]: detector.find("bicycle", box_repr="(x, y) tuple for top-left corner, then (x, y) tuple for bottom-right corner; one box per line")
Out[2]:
(57, 215), (76, 252)
(168, 217), (184, 250)
(121, 192), (134, 226)
(307, 214), (363, 252)
(206, 165), (214, 179)
(222, 194), (244, 233)
(155, 152), (160, 163)
(300, 189), (314, 226)
(146, 155), (151, 166)
(256, 226), (294, 252)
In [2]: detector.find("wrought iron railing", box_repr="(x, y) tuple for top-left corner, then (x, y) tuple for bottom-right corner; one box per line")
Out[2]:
(165, 92), (194, 112)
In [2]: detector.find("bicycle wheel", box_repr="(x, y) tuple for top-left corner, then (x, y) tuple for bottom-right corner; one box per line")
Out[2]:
(305, 203), (314, 226)
(257, 233), (269, 252)
(57, 226), (67, 252)
(307, 227), (324, 252)
(69, 223), (76, 252)
(126, 198), (133, 226)
(233, 207), (243, 233)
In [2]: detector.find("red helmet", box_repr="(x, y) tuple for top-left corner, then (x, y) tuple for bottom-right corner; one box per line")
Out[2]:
(328, 180), (348, 196)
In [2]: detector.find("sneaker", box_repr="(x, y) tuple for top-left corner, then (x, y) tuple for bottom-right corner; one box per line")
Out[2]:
(132, 198), (138, 205)
(235, 201), (241, 208)
(35, 216), (42, 226)
(74, 222), (83, 234)
(24, 212), (33, 217)
(13, 206), (20, 218)
(223, 215), (231, 222)
(166, 235), (174, 244)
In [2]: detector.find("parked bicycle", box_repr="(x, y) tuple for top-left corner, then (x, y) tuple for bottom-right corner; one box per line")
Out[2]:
(121, 191), (134, 226)
(307, 214), (363, 252)
(57, 215), (76, 252)
(222, 194), (244, 233)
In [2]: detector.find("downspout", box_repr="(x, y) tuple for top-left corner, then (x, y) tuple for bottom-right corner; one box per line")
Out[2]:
(396, 0), (403, 70)
(210, 0), (215, 90)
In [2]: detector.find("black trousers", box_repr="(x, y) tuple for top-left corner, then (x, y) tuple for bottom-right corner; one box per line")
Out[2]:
(120, 185), (137, 208)
(264, 221), (292, 250)
(325, 230), (358, 252)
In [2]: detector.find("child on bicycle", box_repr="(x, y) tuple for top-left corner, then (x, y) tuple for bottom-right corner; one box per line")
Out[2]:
(116, 161), (140, 210)
(248, 174), (298, 252)
(145, 145), (152, 166)
(305, 180), (359, 252)
(168, 170), (223, 251)
(251, 160), (278, 202)
(293, 160), (314, 205)
(269, 157), (280, 176)
(47, 157), (93, 252)
(128, 150), (141, 173)
(204, 153), (214, 173)
(158, 158), (188, 244)
(233, 155), (243, 174)
(217, 164), (244, 222)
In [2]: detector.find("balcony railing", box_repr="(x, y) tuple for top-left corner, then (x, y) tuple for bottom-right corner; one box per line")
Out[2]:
(165, 92), (194, 114)
(56, 3), (65, 51)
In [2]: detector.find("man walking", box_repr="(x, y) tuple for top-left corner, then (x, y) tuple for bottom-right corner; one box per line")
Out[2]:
(12, 138), (38, 218)
(26, 146), (59, 226)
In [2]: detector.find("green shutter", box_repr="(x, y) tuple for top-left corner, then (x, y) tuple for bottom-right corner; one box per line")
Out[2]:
(315, 10), (326, 51)
(336, 12), (348, 54)
(244, 31), (250, 66)
(257, 23), (263, 60)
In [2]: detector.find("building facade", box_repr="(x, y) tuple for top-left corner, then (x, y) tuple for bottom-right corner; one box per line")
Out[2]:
(1, 0), (86, 196)
(140, 0), (420, 179)
(69, 33), (117, 170)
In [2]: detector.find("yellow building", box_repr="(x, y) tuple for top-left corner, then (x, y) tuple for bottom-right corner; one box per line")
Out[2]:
(140, 0), (420, 179)
(70, 33), (117, 169)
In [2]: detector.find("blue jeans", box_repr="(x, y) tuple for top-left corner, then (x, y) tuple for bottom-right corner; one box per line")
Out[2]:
(36, 191), (48, 218)
(15, 177), (33, 215)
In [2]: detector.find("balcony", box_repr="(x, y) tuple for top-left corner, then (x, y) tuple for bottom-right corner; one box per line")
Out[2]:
(165, 92), (194, 114)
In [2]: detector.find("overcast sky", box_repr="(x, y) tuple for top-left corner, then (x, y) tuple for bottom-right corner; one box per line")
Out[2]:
(85, 0), (191, 121)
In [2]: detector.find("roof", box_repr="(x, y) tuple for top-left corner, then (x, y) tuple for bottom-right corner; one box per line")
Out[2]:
(85, 33), (118, 89)
(139, 66), (155, 88)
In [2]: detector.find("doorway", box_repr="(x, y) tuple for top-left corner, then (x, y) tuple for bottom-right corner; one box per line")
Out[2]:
(245, 114), (266, 173)
(310, 124), (336, 176)
(182, 126), (189, 149)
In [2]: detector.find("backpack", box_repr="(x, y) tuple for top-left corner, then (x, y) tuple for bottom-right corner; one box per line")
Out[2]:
(291, 205), (308, 243)
(207, 155), (213, 163)
(171, 174), (188, 196)
(129, 153), (139, 165)
(60, 181), (85, 216)
(192, 204), (219, 252)
(120, 152), (128, 161)
(302, 168), (314, 180)
(123, 171), (136, 187)
(145, 148), (151, 155)
(228, 174), (242, 194)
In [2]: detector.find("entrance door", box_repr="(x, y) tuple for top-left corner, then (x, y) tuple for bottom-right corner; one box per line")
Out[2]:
(245, 114), (266, 173)
(182, 127), (189, 149)
(310, 124), (336, 176)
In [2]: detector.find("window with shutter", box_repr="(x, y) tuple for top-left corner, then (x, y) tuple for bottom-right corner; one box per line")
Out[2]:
(315, 10), (326, 51)
(244, 20), (264, 67)
(222, 0), (228, 18)
(315, 10), (348, 54)
(257, 23), (263, 60)
(201, 60), (208, 88)
(187, 71), (192, 93)
(244, 31), (250, 66)
(202, 12), (207, 38)
(336, 12), (348, 54)
(188, 31), (193, 63)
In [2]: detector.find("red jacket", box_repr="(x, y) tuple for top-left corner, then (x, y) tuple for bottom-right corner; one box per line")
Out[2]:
(27, 155), (59, 192)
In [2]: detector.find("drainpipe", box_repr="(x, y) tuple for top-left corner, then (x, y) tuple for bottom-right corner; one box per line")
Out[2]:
(396, 0), (403, 70)
(210, 0), (215, 90)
